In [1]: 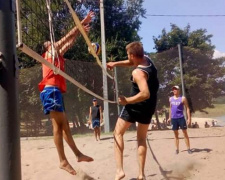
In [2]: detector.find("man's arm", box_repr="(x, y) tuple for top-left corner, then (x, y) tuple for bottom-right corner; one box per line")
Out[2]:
(99, 106), (103, 123)
(182, 96), (191, 125)
(118, 69), (149, 105)
(107, 60), (134, 70)
(168, 98), (172, 122)
(54, 11), (94, 56)
(89, 107), (92, 122)
(59, 25), (90, 56)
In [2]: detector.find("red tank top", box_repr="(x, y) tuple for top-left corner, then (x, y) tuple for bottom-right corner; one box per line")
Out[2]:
(38, 52), (66, 93)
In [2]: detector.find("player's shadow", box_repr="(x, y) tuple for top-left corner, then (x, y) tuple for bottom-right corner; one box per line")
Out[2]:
(76, 169), (96, 180)
(100, 136), (113, 141)
(190, 148), (212, 153)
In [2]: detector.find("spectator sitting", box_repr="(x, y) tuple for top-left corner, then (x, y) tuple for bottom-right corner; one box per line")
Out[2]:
(194, 122), (199, 128)
(212, 120), (215, 127)
(205, 121), (210, 128)
(151, 124), (157, 130)
(161, 120), (168, 129)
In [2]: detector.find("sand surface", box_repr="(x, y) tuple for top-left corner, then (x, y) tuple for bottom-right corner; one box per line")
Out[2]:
(21, 118), (225, 180)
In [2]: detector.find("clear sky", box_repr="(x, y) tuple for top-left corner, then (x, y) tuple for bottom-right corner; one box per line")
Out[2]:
(138, 0), (225, 57)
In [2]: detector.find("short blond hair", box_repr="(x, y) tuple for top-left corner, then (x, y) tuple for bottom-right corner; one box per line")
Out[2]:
(126, 42), (144, 59)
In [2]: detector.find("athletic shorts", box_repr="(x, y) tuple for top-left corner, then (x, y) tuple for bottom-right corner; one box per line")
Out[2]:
(40, 87), (64, 115)
(171, 117), (187, 130)
(92, 118), (100, 128)
(119, 106), (153, 124)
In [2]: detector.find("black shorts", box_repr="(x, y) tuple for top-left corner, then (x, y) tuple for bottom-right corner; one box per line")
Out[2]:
(171, 117), (187, 130)
(119, 106), (153, 124)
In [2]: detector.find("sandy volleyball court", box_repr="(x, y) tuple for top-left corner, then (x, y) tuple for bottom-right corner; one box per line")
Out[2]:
(21, 118), (225, 180)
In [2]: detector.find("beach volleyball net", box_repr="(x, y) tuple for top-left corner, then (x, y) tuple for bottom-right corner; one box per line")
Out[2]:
(16, 0), (121, 136)
(16, 0), (116, 103)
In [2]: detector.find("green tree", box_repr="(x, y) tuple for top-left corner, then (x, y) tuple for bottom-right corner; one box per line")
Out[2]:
(18, 0), (146, 66)
(151, 24), (225, 112)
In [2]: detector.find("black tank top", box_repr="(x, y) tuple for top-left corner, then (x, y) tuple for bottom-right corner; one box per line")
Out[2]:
(126, 56), (159, 115)
(91, 105), (100, 119)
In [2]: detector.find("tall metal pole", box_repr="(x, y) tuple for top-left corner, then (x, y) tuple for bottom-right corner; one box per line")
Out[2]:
(100, 0), (110, 132)
(178, 44), (188, 121)
(178, 44), (186, 97)
(0, 0), (21, 180)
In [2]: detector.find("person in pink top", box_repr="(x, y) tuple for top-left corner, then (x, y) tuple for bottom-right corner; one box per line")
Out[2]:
(39, 11), (95, 175)
(168, 85), (192, 154)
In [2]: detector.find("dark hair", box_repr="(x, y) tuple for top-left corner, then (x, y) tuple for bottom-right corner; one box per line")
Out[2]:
(126, 42), (144, 59)
(43, 41), (51, 51)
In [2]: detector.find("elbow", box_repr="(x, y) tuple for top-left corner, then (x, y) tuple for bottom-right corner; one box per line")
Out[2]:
(143, 92), (150, 100)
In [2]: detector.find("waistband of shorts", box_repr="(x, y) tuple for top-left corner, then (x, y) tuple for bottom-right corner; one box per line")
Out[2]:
(43, 86), (60, 90)
(171, 116), (185, 120)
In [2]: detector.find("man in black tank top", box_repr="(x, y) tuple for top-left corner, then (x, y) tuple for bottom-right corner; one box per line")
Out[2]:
(89, 98), (103, 141)
(107, 42), (159, 180)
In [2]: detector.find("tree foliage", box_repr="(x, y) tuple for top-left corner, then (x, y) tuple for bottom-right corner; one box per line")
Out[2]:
(153, 24), (215, 55)
(151, 24), (225, 112)
(18, 0), (146, 67)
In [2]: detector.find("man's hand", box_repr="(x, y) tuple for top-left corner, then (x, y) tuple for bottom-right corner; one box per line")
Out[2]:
(187, 118), (191, 126)
(118, 95), (128, 106)
(82, 11), (95, 25)
(83, 24), (90, 33)
(107, 62), (115, 70)
(167, 118), (171, 123)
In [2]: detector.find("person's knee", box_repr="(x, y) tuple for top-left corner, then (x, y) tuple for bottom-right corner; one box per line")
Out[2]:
(53, 127), (63, 135)
(113, 129), (123, 139)
(174, 131), (179, 139)
(182, 130), (189, 137)
(137, 137), (147, 146)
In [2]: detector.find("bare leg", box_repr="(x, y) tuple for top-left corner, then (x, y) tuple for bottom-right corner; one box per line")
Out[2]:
(52, 112), (93, 163)
(182, 129), (190, 149)
(50, 111), (76, 175)
(97, 127), (101, 140)
(173, 130), (179, 153)
(114, 118), (131, 180)
(94, 128), (98, 141)
(136, 123), (149, 180)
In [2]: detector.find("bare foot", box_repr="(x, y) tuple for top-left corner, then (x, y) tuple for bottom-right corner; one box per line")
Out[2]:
(137, 175), (146, 180)
(59, 161), (76, 175)
(115, 170), (125, 180)
(77, 153), (94, 162)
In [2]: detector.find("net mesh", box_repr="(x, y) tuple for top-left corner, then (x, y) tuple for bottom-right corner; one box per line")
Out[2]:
(16, 1), (225, 136)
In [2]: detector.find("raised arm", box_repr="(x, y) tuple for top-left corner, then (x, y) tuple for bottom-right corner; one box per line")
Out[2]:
(58, 25), (90, 56)
(107, 60), (134, 70)
(54, 11), (94, 56)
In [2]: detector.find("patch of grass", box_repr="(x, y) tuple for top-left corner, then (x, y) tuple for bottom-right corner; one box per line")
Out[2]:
(213, 96), (225, 104)
(193, 104), (225, 118)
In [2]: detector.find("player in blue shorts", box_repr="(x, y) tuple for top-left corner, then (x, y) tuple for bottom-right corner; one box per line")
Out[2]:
(39, 12), (94, 175)
(89, 98), (103, 141)
(168, 85), (192, 154)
